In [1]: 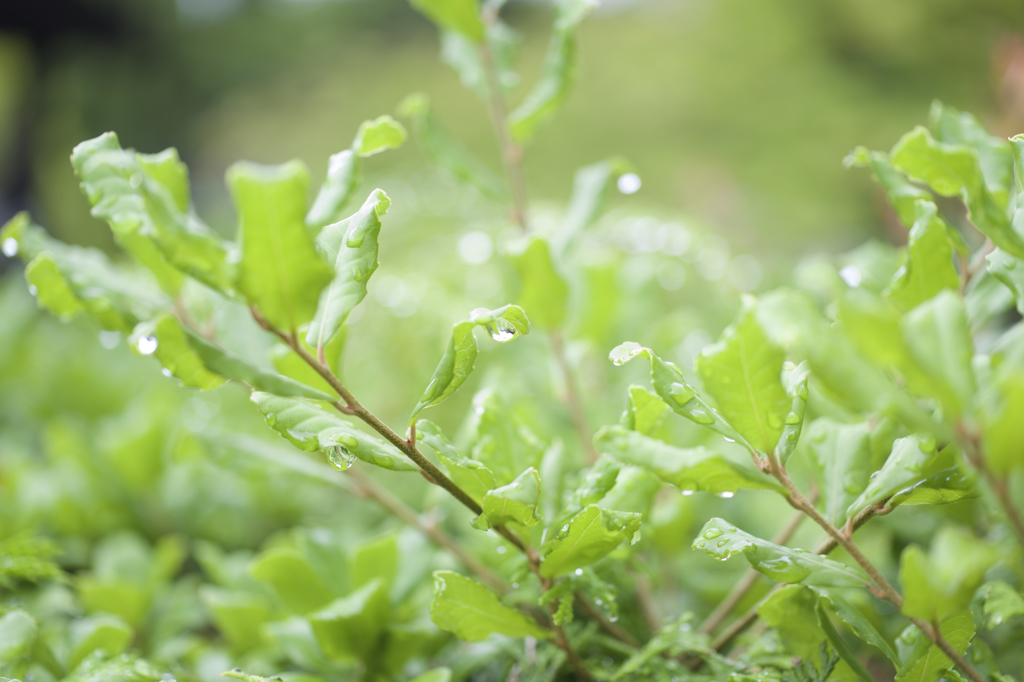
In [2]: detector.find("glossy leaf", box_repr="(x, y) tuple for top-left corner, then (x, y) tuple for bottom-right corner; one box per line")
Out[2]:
(398, 93), (506, 202)
(980, 581), (1024, 630)
(429, 571), (550, 641)
(539, 504), (641, 578)
(416, 420), (496, 503)
(70, 132), (235, 294)
(408, 0), (484, 41)
(228, 160), (334, 332)
(251, 392), (417, 471)
(128, 314), (225, 390)
(900, 527), (999, 622)
(886, 200), (960, 312)
(692, 518), (870, 587)
(695, 302), (790, 453)
(306, 189), (390, 350)
(474, 467), (542, 529)
(508, 0), (595, 143)
(845, 435), (939, 516)
(408, 304), (529, 424)
(569, 456), (622, 510)
(594, 426), (784, 495)
(805, 419), (871, 527)
(506, 236), (568, 330)
(895, 610), (975, 682)
(775, 361), (810, 463)
(309, 578), (390, 661)
(620, 385), (668, 436)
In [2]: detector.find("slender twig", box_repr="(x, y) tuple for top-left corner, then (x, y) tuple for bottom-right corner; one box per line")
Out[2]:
(958, 424), (1024, 550)
(632, 570), (661, 633)
(550, 331), (599, 464)
(698, 507), (808, 636)
(576, 592), (639, 648)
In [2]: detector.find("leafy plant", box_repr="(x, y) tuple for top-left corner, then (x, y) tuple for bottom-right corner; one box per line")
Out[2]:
(2, 1), (1024, 682)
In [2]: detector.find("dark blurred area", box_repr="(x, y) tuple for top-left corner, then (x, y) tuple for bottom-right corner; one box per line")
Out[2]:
(3, 0), (1024, 258)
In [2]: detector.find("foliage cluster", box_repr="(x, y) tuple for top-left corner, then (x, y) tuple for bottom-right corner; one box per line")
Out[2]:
(2, 1), (1024, 682)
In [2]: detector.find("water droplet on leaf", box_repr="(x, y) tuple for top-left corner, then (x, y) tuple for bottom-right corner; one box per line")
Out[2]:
(485, 316), (518, 342)
(129, 173), (143, 189)
(137, 336), (159, 355)
(718, 491), (734, 499)
(326, 445), (356, 471)
(617, 173), (642, 195)
(2, 238), (17, 257)
(704, 528), (723, 539)
(161, 368), (173, 378)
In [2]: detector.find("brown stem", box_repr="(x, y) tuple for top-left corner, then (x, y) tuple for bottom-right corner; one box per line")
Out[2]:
(698, 507), (807, 635)
(550, 331), (599, 464)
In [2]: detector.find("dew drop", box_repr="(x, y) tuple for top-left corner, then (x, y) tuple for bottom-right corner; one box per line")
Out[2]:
(485, 317), (518, 342)
(326, 445), (356, 471)
(137, 335), (159, 355)
(839, 265), (862, 287)
(680, 489), (695, 497)
(718, 491), (735, 499)
(496, 545), (507, 554)
(28, 284), (38, 296)
(512, 582), (519, 589)
(727, 527), (737, 532)
(716, 539), (728, 547)
(668, 382), (694, 406)
(784, 412), (802, 425)
(688, 409), (715, 425)
(2, 238), (17, 257)
(161, 368), (173, 378)
(575, 568), (584, 576)
(608, 615), (619, 622)
(767, 414), (783, 429)
(617, 173), (642, 195)
(723, 436), (735, 443)
(98, 330), (121, 349)
(129, 173), (143, 189)
(703, 528), (723, 539)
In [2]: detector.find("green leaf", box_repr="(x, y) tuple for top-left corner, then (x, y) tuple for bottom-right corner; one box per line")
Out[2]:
(67, 615), (133, 671)
(70, 132), (235, 294)
(0, 533), (65, 588)
(775, 361), (810, 463)
(901, 290), (976, 417)
(398, 94), (506, 202)
(980, 581), (1024, 630)
(306, 189), (390, 350)
(899, 527), (999, 622)
(63, 653), (165, 682)
(408, 305), (529, 424)
(594, 426), (783, 495)
(758, 586), (825, 661)
(887, 467), (979, 507)
(891, 126), (1024, 259)
(568, 456), (622, 510)
(199, 587), (272, 652)
(429, 571), (550, 641)
(695, 301), (790, 453)
(506, 236), (568, 330)
(845, 147), (931, 227)
(409, 669), (452, 682)
(474, 467), (542, 529)
(353, 115), (407, 157)
(463, 389), (544, 485)
(814, 602), (877, 682)
(558, 157), (632, 250)
(885, 200), (961, 312)
(986, 249), (1024, 316)
(895, 610), (975, 682)
(351, 533), (398, 592)
(929, 101), (1013, 202)
(251, 392), (417, 471)
(440, 22), (519, 100)
(228, 160), (334, 332)
(610, 342), (746, 444)
(416, 420), (496, 503)
(128, 314), (225, 390)
(0, 610), (36, 665)
(805, 419), (871, 527)
(309, 578), (390, 661)
(249, 548), (335, 614)
(408, 0), (483, 41)
(845, 435), (939, 516)
(620, 385), (668, 436)
(812, 587), (900, 665)
(508, 0), (595, 143)
(539, 504), (641, 578)
(692, 518), (870, 587)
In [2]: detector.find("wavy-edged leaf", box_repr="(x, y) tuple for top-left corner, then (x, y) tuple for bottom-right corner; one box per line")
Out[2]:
(568, 456), (621, 511)
(506, 236), (568, 330)
(539, 504), (641, 578)
(306, 189), (390, 351)
(398, 93), (506, 202)
(228, 160), (333, 332)
(609, 342), (746, 444)
(805, 419), (871, 527)
(845, 435), (939, 517)
(594, 426), (783, 495)
(695, 301), (790, 453)
(692, 518), (869, 587)
(845, 146), (931, 227)
(508, 0), (595, 143)
(408, 0), (484, 41)
(473, 467), (542, 529)
(620, 385), (668, 436)
(408, 304), (529, 424)
(251, 392), (416, 471)
(929, 100), (1013, 203)
(895, 610), (975, 682)
(416, 420), (496, 503)
(900, 527), (999, 622)
(430, 571), (550, 641)
(309, 578), (390, 661)
(886, 200), (960, 312)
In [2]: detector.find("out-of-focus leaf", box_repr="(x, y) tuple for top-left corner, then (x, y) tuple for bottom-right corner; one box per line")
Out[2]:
(249, 548), (335, 614)
(569, 457), (621, 511)
(228, 160), (333, 332)
(306, 189), (390, 350)
(965, 269), (1015, 329)
(352, 115), (407, 158)
(398, 93), (506, 202)
(62, 653), (165, 682)
(429, 571), (550, 641)
(620, 385), (668, 436)
(473, 467), (542, 529)
(899, 528), (999, 622)
(757, 586), (825, 661)
(440, 22), (519, 100)
(70, 132), (234, 294)
(0, 610), (36, 665)
(67, 615), (133, 671)
(417, 420), (496, 502)
(557, 157), (632, 250)
(594, 426), (783, 495)
(805, 419), (871, 527)
(128, 314), (225, 390)
(0, 533), (65, 587)
(892, 127), (1024, 258)
(845, 147), (931, 228)
(199, 587), (272, 652)
(902, 290), (976, 417)
(886, 200), (960, 312)
(409, 669), (452, 682)
(610, 342), (747, 445)
(814, 601), (877, 682)
(692, 518), (870, 587)
(351, 533), (398, 592)
(539, 504), (641, 578)
(775, 361), (810, 463)
(309, 578), (390, 661)
(506, 236), (568, 330)
(980, 581), (1024, 630)
(987, 249), (1024, 316)
(508, 0), (595, 143)
(408, 305), (529, 424)
(895, 610), (975, 682)
(929, 101), (1013, 203)
(845, 435), (939, 516)
(695, 301), (790, 453)
(812, 587), (900, 664)
(463, 389), (544, 485)
(408, 0), (484, 41)
(251, 392), (417, 471)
